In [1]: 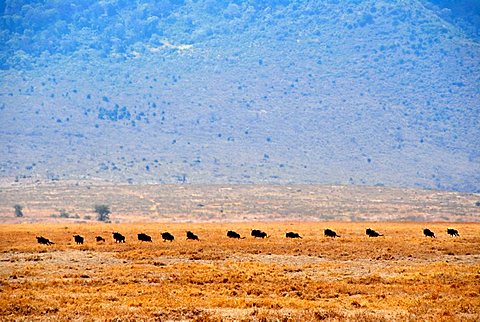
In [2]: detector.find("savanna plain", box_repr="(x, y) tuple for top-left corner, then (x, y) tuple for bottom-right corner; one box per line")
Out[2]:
(1, 221), (479, 321)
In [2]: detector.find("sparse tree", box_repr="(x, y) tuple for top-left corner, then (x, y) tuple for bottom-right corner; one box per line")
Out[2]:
(94, 204), (111, 222)
(14, 204), (24, 217)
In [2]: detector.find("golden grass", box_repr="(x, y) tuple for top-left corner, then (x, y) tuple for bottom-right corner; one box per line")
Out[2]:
(0, 222), (479, 321)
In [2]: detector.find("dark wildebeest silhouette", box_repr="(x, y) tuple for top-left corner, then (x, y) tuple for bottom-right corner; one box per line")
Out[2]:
(36, 236), (54, 245)
(186, 231), (199, 240)
(324, 228), (339, 238)
(73, 235), (84, 244)
(251, 229), (268, 238)
(227, 230), (244, 239)
(423, 228), (435, 238)
(285, 232), (302, 239)
(447, 228), (460, 237)
(112, 232), (126, 243)
(366, 228), (383, 237)
(96, 236), (105, 242)
(161, 232), (174, 242)
(138, 233), (152, 242)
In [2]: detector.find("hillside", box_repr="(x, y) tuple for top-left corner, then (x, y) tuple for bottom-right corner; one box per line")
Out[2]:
(0, 0), (479, 192)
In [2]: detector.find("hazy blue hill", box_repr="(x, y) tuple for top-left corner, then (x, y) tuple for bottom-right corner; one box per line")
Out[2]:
(0, 0), (479, 192)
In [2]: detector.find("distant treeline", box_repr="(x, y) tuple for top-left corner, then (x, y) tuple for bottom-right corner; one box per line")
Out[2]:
(1, 0), (478, 69)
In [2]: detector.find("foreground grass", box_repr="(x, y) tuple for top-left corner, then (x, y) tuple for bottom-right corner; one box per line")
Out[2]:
(0, 222), (479, 321)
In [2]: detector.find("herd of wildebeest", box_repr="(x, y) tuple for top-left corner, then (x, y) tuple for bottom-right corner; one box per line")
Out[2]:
(34, 227), (461, 246)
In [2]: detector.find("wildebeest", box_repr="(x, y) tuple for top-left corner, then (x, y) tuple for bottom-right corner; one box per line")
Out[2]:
(227, 230), (244, 239)
(137, 233), (152, 242)
(186, 231), (199, 240)
(447, 228), (460, 237)
(96, 236), (105, 242)
(423, 228), (435, 238)
(112, 232), (126, 243)
(36, 236), (54, 245)
(324, 228), (339, 238)
(161, 232), (174, 242)
(366, 228), (383, 237)
(251, 229), (268, 238)
(285, 232), (302, 239)
(73, 234), (84, 244)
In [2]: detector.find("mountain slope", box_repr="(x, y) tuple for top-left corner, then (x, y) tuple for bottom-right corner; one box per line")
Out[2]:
(0, 0), (479, 192)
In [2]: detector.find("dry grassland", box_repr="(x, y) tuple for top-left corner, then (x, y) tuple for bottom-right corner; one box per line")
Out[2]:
(1, 184), (479, 223)
(0, 222), (479, 321)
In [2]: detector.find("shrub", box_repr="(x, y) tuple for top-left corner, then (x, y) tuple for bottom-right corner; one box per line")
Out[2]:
(59, 209), (70, 218)
(14, 204), (24, 217)
(94, 204), (111, 222)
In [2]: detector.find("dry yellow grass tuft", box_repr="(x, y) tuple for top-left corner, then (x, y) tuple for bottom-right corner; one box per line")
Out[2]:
(0, 222), (479, 321)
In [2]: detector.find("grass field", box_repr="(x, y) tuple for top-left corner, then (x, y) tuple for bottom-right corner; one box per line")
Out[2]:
(0, 222), (479, 321)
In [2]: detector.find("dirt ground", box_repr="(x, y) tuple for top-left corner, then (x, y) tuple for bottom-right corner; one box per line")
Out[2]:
(0, 222), (479, 321)
(1, 183), (479, 223)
